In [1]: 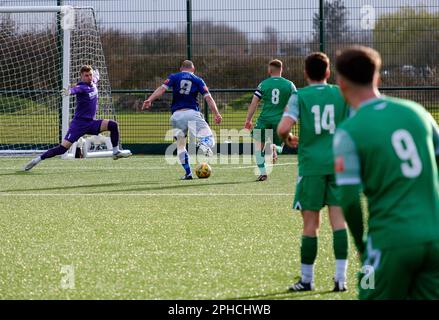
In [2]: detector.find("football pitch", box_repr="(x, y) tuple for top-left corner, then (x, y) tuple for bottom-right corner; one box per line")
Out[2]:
(0, 155), (360, 300)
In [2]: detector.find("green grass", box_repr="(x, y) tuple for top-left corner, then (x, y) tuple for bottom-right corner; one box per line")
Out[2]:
(1, 104), (437, 144)
(0, 110), (255, 145)
(0, 155), (360, 299)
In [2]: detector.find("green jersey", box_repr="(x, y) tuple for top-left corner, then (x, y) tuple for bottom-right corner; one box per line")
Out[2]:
(254, 77), (296, 119)
(283, 84), (349, 176)
(333, 96), (439, 249)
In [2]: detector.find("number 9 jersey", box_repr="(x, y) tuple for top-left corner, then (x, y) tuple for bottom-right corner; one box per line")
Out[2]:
(333, 96), (439, 249)
(162, 71), (210, 114)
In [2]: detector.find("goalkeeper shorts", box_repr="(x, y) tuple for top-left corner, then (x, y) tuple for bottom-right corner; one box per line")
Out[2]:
(65, 119), (103, 143)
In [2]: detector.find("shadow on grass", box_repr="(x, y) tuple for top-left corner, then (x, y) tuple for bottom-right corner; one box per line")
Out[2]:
(2, 181), (158, 193)
(2, 176), (258, 194)
(0, 171), (54, 176)
(228, 289), (335, 300)
(102, 179), (256, 193)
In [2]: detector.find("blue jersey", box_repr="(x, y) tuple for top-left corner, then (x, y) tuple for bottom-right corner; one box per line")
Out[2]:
(162, 71), (210, 113)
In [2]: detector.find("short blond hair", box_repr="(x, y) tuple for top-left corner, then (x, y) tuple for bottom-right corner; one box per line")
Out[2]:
(80, 65), (93, 74)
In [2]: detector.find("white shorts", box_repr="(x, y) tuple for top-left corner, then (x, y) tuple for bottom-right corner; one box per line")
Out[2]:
(170, 109), (212, 140)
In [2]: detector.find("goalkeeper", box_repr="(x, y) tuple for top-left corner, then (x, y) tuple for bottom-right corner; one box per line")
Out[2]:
(24, 65), (131, 171)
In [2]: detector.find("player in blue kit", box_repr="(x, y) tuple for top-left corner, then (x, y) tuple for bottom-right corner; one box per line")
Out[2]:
(24, 65), (131, 171)
(143, 60), (222, 180)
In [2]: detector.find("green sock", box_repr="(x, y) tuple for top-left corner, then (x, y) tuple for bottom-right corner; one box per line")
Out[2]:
(255, 150), (266, 175)
(301, 236), (318, 264)
(333, 229), (348, 260)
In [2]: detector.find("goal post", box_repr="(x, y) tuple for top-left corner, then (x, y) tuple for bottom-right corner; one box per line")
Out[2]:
(0, 6), (128, 158)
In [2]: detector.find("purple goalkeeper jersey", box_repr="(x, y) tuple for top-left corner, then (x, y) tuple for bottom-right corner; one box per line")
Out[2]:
(69, 75), (99, 120)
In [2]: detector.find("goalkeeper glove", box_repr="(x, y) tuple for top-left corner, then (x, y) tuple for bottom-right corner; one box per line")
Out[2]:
(92, 67), (100, 82)
(61, 88), (70, 96)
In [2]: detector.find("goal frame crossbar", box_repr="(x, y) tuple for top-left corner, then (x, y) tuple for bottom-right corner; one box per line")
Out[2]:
(0, 6), (127, 158)
(0, 6), (75, 150)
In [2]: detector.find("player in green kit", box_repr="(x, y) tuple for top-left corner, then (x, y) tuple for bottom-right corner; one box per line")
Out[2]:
(244, 59), (296, 181)
(333, 46), (439, 300)
(277, 52), (350, 292)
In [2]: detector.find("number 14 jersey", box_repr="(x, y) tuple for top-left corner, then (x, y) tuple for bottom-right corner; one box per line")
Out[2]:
(283, 83), (349, 176)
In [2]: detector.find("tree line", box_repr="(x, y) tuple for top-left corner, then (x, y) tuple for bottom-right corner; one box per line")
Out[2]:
(1, 1), (438, 113)
(101, 3), (438, 93)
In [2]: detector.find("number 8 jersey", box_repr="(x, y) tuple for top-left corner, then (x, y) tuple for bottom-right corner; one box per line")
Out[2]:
(283, 83), (349, 176)
(162, 71), (210, 113)
(255, 76), (296, 120)
(333, 96), (439, 248)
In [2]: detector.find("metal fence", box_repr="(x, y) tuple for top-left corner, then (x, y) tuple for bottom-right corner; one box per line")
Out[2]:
(3, 0), (439, 151)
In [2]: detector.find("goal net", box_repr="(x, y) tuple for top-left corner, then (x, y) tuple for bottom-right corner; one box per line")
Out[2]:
(0, 6), (122, 158)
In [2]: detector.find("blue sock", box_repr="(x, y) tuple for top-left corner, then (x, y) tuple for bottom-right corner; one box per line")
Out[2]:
(178, 151), (192, 176)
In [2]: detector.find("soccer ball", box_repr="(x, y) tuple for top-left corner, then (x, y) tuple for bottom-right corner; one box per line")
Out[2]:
(195, 162), (212, 179)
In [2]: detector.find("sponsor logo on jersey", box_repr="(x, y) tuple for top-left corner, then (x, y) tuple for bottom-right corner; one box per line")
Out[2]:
(335, 156), (345, 173)
(88, 90), (98, 98)
(374, 102), (387, 110)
